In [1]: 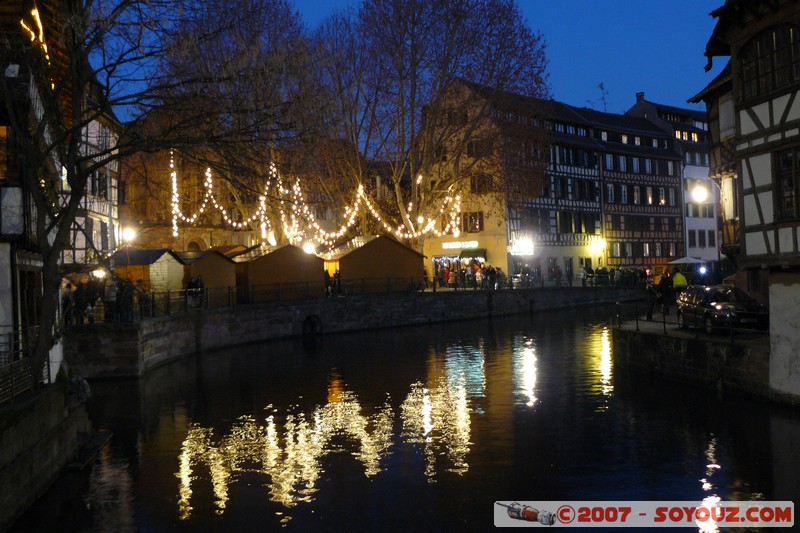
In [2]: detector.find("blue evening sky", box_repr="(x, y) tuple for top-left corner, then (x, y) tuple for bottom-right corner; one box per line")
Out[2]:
(293, 0), (726, 114)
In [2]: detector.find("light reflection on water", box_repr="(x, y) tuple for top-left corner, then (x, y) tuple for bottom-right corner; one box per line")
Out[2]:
(11, 307), (800, 532)
(176, 374), (395, 520)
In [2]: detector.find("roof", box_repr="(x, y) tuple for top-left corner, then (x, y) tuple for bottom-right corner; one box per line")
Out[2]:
(174, 250), (234, 265)
(321, 236), (379, 261)
(111, 248), (183, 266)
(210, 244), (249, 257)
(320, 235), (425, 262)
(230, 244), (282, 263)
(638, 100), (707, 124)
(566, 105), (667, 137)
(229, 244), (318, 263)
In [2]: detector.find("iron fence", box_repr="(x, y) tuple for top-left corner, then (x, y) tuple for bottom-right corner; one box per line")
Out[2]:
(0, 325), (49, 405)
(614, 300), (763, 343)
(77, 274), (640, 325)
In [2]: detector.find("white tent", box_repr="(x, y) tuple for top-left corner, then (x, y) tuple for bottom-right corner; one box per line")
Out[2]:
(667, 256), (706, 265)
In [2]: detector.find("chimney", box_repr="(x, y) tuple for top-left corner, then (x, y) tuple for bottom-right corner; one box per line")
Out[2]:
(636, 92), (645, 102)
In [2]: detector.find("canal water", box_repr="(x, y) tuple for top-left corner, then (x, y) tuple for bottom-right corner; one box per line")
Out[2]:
(12, 305), (800, 531)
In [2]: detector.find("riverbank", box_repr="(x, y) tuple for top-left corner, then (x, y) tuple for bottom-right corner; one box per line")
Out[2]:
(612, 310), (798, 407)
(64, 285), (637, 379)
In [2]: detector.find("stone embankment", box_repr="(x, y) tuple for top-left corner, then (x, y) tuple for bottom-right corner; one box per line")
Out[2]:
(612, 312), (796, 406)
(64, 286), (636, 378)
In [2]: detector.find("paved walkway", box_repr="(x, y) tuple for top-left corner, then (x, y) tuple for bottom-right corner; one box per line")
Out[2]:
(615, 305), (770, 349)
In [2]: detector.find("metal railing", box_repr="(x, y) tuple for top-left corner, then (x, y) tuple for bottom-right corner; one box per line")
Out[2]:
(0, 325), (49, 405)
(70, 275), (641, 325)
(614, 300), (762, 343)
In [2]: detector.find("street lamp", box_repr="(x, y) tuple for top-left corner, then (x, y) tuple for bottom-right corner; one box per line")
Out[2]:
(121, 226), (137, 280)
(688, 178), (722, 281)
(589, 237), (606, 267)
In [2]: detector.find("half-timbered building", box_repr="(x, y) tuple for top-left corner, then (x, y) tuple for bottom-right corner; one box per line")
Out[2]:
(422, 80), (687, 284)
(694, 0), (800, 401)
(627, 93), (718, 268)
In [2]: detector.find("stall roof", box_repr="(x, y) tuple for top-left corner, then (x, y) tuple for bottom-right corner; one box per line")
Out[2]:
(174, 250), (235, 265)
(321, 235), (424, 261)
(110, 248), (184, 266)
(320, 236), (379, 261)
(210, 244), (249, 257)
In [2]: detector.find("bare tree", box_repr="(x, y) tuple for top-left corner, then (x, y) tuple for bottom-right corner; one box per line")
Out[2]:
(308, 0), (550, 242)
(0, 0), (308, 381)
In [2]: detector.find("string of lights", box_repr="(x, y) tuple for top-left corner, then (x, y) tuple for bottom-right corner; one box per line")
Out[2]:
(169, 151), (463, 247)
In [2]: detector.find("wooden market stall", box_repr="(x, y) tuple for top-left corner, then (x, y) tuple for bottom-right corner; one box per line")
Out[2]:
(175, 250), (237, 307)
(110, 248), (185, 292)
(320, 235), (425, 293)
(232, 244), (325, 301)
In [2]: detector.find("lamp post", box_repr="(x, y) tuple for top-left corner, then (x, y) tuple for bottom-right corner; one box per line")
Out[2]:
(689, 178), (722, 282)
(121, 227), (137, 280)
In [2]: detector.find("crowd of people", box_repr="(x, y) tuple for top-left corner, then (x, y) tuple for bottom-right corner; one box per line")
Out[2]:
(645, 267), (693, 320)
(62, 276), (149, 325)
(433, 260), (508, 290)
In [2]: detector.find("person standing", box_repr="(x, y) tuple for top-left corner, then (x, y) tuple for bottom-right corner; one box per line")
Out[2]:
(672, 269), (688, 296)
(645, 279), (660, 320)
(658, 271), (674, 316)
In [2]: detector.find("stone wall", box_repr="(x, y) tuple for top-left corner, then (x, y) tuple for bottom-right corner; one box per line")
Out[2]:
(768, 273), (800, 402)
(64, 286), (636, 378)
(0, 386), (91, 531)
(612, 328), (772, 400)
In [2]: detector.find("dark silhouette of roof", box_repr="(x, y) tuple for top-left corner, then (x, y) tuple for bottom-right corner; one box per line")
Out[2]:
(110, 248), (183, 266)
(174, 250), (234, 265)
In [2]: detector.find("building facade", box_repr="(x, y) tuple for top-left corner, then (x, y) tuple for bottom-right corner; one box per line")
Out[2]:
(694, 0), (800, 401)
(627, 93), (719, 269)
(422, 82), (687, 285)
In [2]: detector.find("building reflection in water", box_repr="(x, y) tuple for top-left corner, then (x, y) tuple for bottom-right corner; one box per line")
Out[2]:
(599, 327), (613, 396)
(400, 376), (472, 480)
(698, 436), (722, 533)
(176, 370), (394, 519)
(579, 325), (614, 410)
(513, 337), (538, 407)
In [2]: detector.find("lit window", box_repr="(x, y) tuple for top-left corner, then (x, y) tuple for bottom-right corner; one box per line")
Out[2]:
(0, 126), (7, 180)
(601, 131), (608, 141)
(691, 132), (699, 142)
(775, 147), (800, 220)
(622, 134), (628, 144)
(634, 136), (641, 146)
(682, 131), (688, 140)
(675, 130), (682, 139)
(659, 187), (666, 205)
(633, 186), (640, 204)
(646, 186), (653, 205)
(643, 243), (650, 257)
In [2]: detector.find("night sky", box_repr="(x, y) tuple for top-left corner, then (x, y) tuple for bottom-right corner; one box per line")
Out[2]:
(294, 0), (727, 114)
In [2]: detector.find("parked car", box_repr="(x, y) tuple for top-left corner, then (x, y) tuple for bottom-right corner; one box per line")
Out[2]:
(676, 285), (769, 334)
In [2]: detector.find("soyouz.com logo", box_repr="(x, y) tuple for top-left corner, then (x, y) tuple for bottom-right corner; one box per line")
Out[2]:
(494, 501), (794, 527)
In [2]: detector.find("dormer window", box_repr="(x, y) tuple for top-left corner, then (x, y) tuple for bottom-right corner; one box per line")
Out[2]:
(741, 25), (800, 101)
